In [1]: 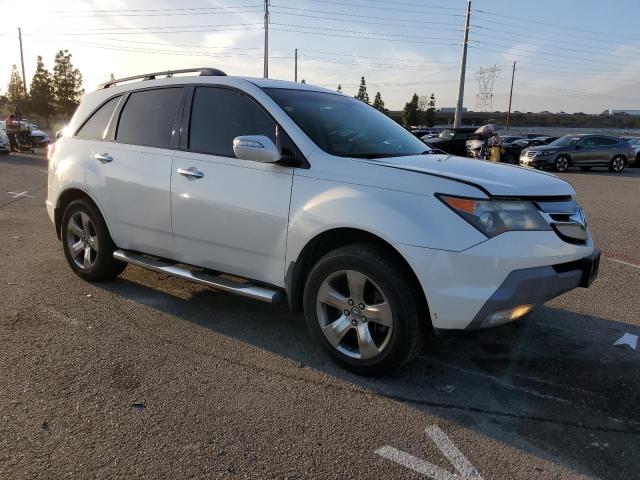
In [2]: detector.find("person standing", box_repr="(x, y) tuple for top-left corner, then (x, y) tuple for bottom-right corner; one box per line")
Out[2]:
(5, 114), (18, 151)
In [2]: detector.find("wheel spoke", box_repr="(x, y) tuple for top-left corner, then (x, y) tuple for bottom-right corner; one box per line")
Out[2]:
(356, 324), (380, 359)
(80, 212), (91, 234)
(346, 270), (367, 303)
(317, 282), (349, 310)
(364, 301), (393, 327)
(68, 221), (83, 238)
(70, 240), (84, 256)
(87, 235), (99, 251)
(322, 316), (352, 348)
(83, 246), (92, 269)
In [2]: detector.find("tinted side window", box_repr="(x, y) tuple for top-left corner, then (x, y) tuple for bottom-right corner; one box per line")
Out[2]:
(595, 137), (618, 146)
(189, 87), (276, 157)
(76, 96), (121, 140)
(116, 88), (182, 148)
(579, 137), (596, 147)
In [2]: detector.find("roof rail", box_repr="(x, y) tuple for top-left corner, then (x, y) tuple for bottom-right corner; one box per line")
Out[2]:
(98, 67), (227, 89)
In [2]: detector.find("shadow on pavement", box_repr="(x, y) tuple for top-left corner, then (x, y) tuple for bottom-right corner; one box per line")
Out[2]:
(96, 269), (640, 478)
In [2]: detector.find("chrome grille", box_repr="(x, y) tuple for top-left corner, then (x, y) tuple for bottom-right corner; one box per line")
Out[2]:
(535, 198), (588, 244)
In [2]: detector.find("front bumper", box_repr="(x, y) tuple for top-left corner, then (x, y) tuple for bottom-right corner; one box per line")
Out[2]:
(466, 248), (600, 329)
(519, 154), (554, 168)
(396, 230), (596, 330)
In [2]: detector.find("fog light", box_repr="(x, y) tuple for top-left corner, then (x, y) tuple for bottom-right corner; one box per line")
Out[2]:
(485, 304), (533, 326)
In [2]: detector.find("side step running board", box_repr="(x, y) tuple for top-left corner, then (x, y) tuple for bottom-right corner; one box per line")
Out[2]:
(113, 249), (282, 304)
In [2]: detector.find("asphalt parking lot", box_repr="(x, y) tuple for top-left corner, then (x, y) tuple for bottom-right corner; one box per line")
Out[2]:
(1, 151), (639, 480)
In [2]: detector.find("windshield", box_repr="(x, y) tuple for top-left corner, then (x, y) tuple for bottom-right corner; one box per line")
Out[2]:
(264, 88), (428, 158)
(550, 135), (581, 147)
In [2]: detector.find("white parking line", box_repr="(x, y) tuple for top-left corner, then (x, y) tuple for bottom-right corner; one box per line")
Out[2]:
(375, 425), (483, 480)
(604, 256), (640, 269)
(7, 191), (34, 198)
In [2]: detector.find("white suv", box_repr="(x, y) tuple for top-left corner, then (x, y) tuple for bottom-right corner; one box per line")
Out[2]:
(47, 68), (600, 374)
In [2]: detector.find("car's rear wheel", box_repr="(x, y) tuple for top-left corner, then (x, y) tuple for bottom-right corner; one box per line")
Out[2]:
(554, 156), (570, 172)
(61, 198), (127, 281)
(303, 243), (426, 375)
(608, 155), (626, 173)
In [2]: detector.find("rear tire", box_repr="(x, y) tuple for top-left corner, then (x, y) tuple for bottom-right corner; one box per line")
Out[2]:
(554, 156), (570, 172)
(61, 199), (126, 281)
(303, 243), (427, 375)
(608, 155), (625, 173)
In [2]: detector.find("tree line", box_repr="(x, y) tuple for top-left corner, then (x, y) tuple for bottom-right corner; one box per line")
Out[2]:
(351, 76), (437, 127)
(1, 49), (84, 125)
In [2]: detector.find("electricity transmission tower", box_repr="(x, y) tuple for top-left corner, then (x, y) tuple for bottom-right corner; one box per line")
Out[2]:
(475, 65), (500, 112)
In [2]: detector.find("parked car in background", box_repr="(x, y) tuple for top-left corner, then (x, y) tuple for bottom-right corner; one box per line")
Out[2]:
(520, 134), (636, 172)
(501, 138), (548, 163)
(531, 136), (558, 145)
(500, 135), (524, 145)
(25, 123), (50, 147)
(622, 137), (640, 167)
(426, 127), (479, 156)
(0, 129), (10, 154)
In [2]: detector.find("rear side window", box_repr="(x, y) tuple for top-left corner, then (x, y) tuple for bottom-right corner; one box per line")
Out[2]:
(116, 88), (182, 148)
(189, 87), (276, 157)
(76, 96), (121, 140)
(595, 137), (618, 146)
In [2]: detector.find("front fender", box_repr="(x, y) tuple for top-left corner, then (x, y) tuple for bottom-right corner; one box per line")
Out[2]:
(286, 175), (487, 268)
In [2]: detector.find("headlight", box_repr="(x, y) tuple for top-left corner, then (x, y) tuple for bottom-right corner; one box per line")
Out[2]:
(438, 195), (551, 237)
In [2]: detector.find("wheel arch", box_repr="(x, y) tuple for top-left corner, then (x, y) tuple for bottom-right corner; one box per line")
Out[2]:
(285, 227), (432, 327)
(54, 188), (107, 241)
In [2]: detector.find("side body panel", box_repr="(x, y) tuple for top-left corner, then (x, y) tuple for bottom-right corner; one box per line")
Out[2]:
(170, 150), (293, 287)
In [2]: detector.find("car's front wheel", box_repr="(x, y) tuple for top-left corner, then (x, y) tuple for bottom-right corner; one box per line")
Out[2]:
(303, 243), (427, 375)
(61, 198), (127, 281)
(554, 156), (570, 172)
(608, 155), (626, 173)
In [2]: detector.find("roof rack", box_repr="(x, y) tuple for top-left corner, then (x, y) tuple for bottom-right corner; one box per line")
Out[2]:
(98, 67), (227, 89)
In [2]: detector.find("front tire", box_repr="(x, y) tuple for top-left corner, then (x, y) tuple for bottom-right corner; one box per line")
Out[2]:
(303, 243), (426, 375)
(61, 199), (126, 281)
(608, 155), (626, 173)
(554, 156), (570, 172)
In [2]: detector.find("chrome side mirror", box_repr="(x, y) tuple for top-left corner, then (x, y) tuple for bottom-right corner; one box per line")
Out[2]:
(233, 135), (281, 163)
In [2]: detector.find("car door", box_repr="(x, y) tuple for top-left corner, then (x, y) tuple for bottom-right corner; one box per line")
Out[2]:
(572, 137), (597, 165)
(170, 86), (294, 287)
(85, 87), (184, 259)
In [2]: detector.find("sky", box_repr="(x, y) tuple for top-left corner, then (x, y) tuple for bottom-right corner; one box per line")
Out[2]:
(1, 0), (640, 113)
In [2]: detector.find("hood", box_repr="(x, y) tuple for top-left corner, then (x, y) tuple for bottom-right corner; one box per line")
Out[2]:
(31, 129), (48, 137)
(360, 154), (575, 197)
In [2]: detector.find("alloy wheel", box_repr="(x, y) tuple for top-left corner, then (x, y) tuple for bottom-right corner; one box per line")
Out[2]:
(316, 269), (393, 360)
(556, 157), (569, 172)
(612, 157), (625, 172)
(66, 211), (99, 270)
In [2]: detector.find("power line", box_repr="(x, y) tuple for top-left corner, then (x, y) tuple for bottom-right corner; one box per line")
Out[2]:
(271, 22), (458, 42)
(270, 9), (462, 31)
(270, 26), (460, 46)
(270, 5), (461, 26)
(305, 0), (463, 16)
(476, 9), (639, 42)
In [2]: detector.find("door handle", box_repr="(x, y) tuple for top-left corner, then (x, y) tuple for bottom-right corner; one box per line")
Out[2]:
(94, 153), (113, 163)
(177, 167), (204, 179)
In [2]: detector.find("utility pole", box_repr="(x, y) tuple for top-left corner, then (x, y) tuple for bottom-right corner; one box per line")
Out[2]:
(294, 48), (298, 82)
(505, 61), (517, 131)
(263, 0), (269, 78)
(18, 28), (27, 96)
(453, 0), (471, 128)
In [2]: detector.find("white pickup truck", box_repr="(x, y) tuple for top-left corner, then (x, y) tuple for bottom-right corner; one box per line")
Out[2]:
(47, 68), (599, 374)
